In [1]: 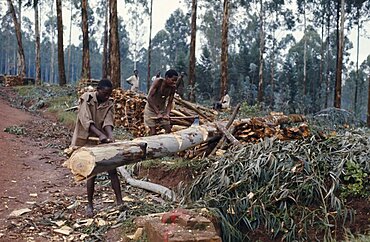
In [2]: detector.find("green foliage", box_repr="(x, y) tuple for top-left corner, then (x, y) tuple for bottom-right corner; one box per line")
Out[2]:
(180, 129), (370, 241)
(4, 125), (26, 135)
(341, 160), (369, 198)
(239, 101), (262, 117)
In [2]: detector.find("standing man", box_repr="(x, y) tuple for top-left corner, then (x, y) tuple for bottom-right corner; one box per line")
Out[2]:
(176, 71), (186, 99)
(144, 69), (178, 135)
(126, 69), (139, 92)
(71, 79), (123, 217)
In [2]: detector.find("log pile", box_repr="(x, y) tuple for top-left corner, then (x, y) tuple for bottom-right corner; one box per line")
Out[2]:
(77, 79), (100, 96)
(183, 113), (309, 159)
(111, 89), (217, 137)
(4, 75), (22, 86)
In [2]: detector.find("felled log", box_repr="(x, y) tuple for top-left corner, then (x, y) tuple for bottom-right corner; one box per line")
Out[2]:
(64, 124), (218, 181)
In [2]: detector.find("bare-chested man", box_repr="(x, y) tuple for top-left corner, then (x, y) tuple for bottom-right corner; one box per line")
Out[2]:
(144, 69), (178, 135)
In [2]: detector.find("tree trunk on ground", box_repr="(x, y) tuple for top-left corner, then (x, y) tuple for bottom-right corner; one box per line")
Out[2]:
(220, 0), (229, 98)
(7, 0), (26, 78)
(64, 124), (218, 181)
(56, 0), (66, 86)
(34, 1), (41, 85)
(146, 0), (153, 93)
(109, 0), (121, 88)
(81, 0), (90, 80)
(188, 0), (197, 102)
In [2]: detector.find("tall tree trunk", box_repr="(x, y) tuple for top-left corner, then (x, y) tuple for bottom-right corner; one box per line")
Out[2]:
(81, 0), (90, 80)
(319, 2), (324, 110)
(334, 0), (345, 108)
(188, 0), (197, 102)
(67, 0), (73, 83)
(7, 0), (26, 78)
(325, 1), (330, 108)
(34, 1), (41, 85)
(367, 74), (370, 127)
(56, 0), (66, 86)
(50, 0), (55, 83)
(109, 0), (121, 88)
(257, 0), (264, 103)
(220, 0), (229, 98)
(146, 0), (153, 93)
(303, 0), (307, 96)
(354, 7), (360, 115)
(102, 1), (109, 79)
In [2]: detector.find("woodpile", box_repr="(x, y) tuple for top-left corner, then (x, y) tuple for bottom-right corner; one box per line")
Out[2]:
(111, 89), (217, 137)
(77, 78), (99, 96)
(4, 75), (22, 86)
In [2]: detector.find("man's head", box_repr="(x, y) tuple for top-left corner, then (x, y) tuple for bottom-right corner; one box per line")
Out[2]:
(164, 69), (178, 87)
(156, 71), (161, 77)
(97, 79), (113, 103)
(134, 70), (138, 75)
(180, 72), (186, 77)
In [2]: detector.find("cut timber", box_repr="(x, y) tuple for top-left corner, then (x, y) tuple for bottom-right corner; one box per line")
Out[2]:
(118, 167), (176, 201)
(64, 124), (218, 181)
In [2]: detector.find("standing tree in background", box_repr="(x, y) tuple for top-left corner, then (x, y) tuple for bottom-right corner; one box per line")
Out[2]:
(257, 0), (265, 103)
(109, 0), (120, 88)
(220, 0), (229, 98)
(146, 0), (153, 93)
(56, 0), (66, 85)
(34, 0), (41, 85)
(334, 0), (345, 108)
(188, 0), (197, 102)
(7, 0), (26, 78)
(81, 0), (90, 80)
(368, 72), (370, 127)
(101, 0), (109, 79)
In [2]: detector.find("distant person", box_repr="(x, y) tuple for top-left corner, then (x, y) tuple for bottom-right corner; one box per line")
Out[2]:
(214, 90), (231, 110)
(176, 72), (186, 99)
(126, 69), (139, 92)
(70, 79), (123, 217)
(144, 69), (178, 135)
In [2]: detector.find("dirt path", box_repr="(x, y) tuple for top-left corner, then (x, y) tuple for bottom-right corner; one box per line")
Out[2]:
(0, 89), (84, 241)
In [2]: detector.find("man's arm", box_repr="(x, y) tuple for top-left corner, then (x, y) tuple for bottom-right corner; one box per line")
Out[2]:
(164, 90), (176, 117)
(147, 79), (161, 115)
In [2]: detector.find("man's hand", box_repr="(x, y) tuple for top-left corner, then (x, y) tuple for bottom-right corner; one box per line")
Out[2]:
(99, 134), (109, 143)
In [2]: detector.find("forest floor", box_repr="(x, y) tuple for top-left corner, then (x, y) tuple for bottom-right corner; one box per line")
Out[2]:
(0, 86), (369, 242)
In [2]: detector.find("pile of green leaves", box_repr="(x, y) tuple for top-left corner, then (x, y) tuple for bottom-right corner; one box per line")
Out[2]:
(180, 129), (370, 241)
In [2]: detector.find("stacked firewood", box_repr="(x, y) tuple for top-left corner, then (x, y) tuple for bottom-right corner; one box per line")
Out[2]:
(4, 75), (22, 86)
(112, 89), (147, 137)
(77, 79), (99, 96)
(111, 89), (217, 137)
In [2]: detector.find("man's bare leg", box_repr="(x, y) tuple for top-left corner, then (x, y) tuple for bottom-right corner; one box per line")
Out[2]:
(108, 169), (123, 205)
(86, 176), (96, 217)
(164, 124), (172, 134)
(149, 126), (157, 135)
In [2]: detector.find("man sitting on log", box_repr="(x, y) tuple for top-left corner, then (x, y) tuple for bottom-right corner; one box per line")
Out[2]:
(144, 69), (178, 135)
(71, 79), (123, 217)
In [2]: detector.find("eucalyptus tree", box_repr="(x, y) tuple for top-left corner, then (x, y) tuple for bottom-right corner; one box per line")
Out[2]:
(33, 0), (41, 84)
(334, 0), (345, 108)
(109, 0), (120, 88)
(188, 0), (197, 102)
(150, 30), (170, 73)
(56, 0), (66, 85)
(95, 0), (108, 79)
(81, 0), (90, 79)
(6, 0), (26, 78)
(164, 9), (191, 68)
(220, 0), (230, 99)
(146, 0), (153, 92)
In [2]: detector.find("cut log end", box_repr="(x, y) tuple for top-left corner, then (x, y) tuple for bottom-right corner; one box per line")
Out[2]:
(64, 148), (96, 180)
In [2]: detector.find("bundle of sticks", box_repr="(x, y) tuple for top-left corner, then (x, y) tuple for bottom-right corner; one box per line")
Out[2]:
(4, 75), (22, 87)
